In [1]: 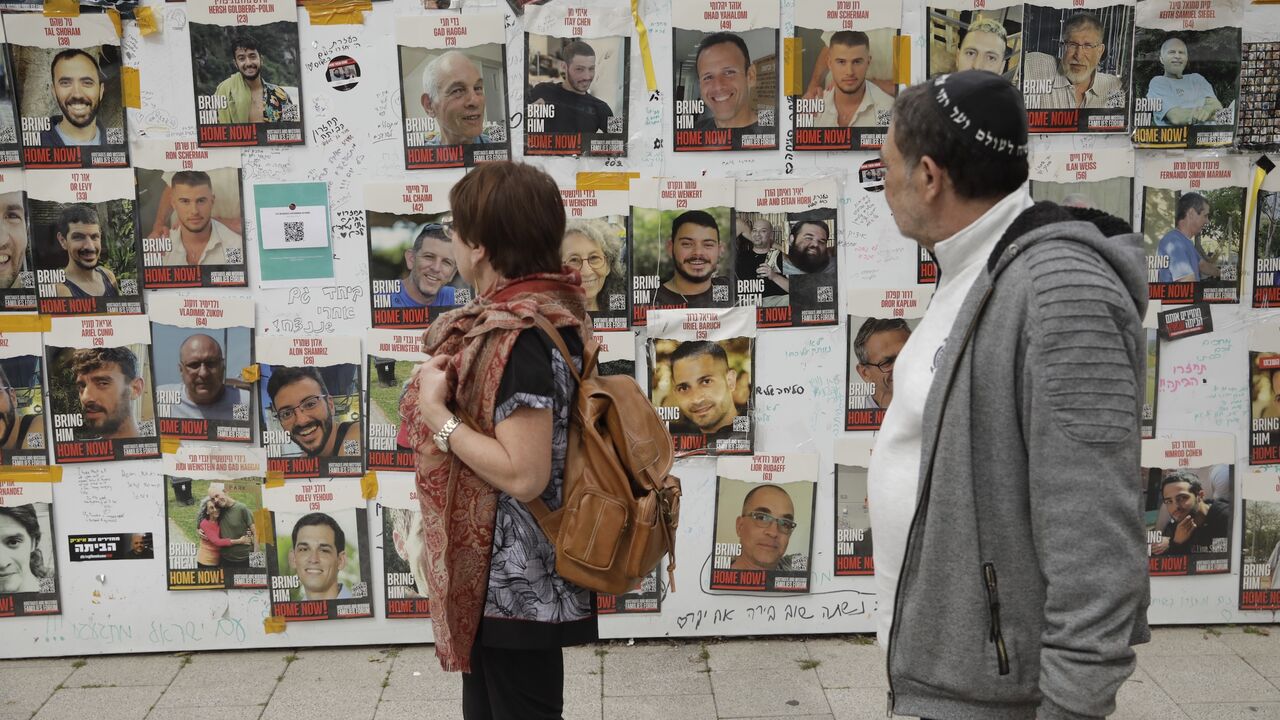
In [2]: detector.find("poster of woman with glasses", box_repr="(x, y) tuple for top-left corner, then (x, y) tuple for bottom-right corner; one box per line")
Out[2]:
(560, 185), (629, 329)
(845, 287), (931, 431)
(257, 334), (363, 479)
(1021, 1), (1134, 133)
(710, 454), (816, 593)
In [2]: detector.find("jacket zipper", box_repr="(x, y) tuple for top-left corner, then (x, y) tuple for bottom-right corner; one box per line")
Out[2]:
(982, 562), (1010, 676)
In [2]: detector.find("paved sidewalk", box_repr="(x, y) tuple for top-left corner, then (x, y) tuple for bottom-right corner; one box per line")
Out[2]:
(2, 627), (1279, 719)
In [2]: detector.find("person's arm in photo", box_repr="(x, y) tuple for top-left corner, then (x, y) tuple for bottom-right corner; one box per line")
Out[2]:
(759, 255), (788, 292)
(199, 517), (239, 547)
(150, 183), (174, 238)
(804, 46), (830, 100)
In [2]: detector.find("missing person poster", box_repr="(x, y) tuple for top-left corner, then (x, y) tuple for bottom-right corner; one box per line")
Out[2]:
(523, 4), (630, 157)
(561, 187), (629, 329)
(5, 13), (129, 169)
(596, 568), (661, 614)
(672, 0), (779, 152)
(265, 478), (372, 621)
(163, 443), (267, 591)
(366, 329), (419, 473)
(1021, 1), (1133, 133)
(134, 141), (246, 289)
(792, 0), (900, 151)
(1139, 152), (1247, 304)
(1130, 0), (1241, 148)
(630, 177), (736, 326)
(1143, 302), (1159, 439)
(365, 180), (471, 330)
(151, 296), (254, 444)
(1251, 169), (1280, 307)
(1029, 147), (1135, 223)
(646, 306), (755, 456)
(833, 437), (873, 576)
(188, 0), (304, 147)
(845, 287), (931, 431)
(0, 330), (47, 466)
(0, 481), (58, 617)
(1141, 435), (1234, 576)
(735, 179), (838, 328)
(258, 334), (363, 479)
(1237, 41), (1280, 151)
(397, 13), (510, 170)
(1240, 468), (1280, 611)
(1249, 325), (1280, 464)
(377, 473), (429, 619)
(0, 24), (21, 167)
(596, 329), (636, 377)
(0, 170), (34, 312)
(710, 454), (816, 592)
(44, 314), (159, 463)
(926, 0), (1023, 83)
(29, 168), (141, 316)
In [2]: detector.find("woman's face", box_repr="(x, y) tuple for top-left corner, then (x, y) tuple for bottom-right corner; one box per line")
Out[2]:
(0, 514), (36, 592)
(561, 232), (609, 305)
(206, 501), (220, 521)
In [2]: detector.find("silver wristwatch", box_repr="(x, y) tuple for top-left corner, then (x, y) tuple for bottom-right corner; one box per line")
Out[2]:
(432, 415), (462, 453)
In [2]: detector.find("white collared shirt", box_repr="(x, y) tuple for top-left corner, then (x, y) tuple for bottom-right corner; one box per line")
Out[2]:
(160, 219), (243, 266)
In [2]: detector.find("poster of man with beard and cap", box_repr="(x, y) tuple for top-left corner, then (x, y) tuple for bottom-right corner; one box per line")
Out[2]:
(1239, 468), (1280, 611)
(630, 177), (736, 326)
(5, 14), (128, 169)
(43, 314), (159, 464)
(1141, 435), (1234, 576)
(151, 296), (254, 444)
(1020, 2), (1133, 133)
(28, 168), (141, 316)
(258, 334), (363, 479)
(265, 478), (372, 621)
(560, 186), (629, 329)
(925, 0), (1023, 83)
(397, 13), (509, 170)
(672, 0), (779, 152)
(365, 329), (422, 473)
(365, 180), (471, 330)
(163, 443), (266, 591)
(134, 141), (246, 289)
(188, 0), (303, 147)
(377, 473), (429, 618)
(0, 330), (46, 467)
(0, 169), (34, 312)
(845, 287), (931, 431)
(834, 438), (874, 576)
(1028, 147), (1134, 224)
(710, 454), (816, 592)
(734, 178), (838, 328)
(0, 481), (59, 618)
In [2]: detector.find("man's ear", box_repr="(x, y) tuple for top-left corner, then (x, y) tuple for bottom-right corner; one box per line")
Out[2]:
(129, 377), (144, 400)
(421, 93), (436, 118)
(337, 550), (348, 571)
(917, 154), (947, 203)
(57, 233), (67, 250)
(724, 368), (738, 392)
(856, 363), (874, 383)
(746, 63), (757, 90)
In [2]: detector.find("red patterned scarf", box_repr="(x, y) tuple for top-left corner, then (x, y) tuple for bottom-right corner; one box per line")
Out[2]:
(398, 272), (587, 672)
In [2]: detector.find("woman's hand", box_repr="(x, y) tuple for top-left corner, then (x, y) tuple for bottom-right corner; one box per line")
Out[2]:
(414, 355), (454, 428)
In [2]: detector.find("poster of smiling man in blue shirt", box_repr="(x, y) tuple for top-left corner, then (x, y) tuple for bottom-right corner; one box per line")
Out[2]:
(1156, 192), (1213, 284)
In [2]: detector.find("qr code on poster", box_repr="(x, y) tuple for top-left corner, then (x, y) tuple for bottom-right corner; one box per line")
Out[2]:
(39, 577), (55, 593)
(25, 431), (44, 449)
(488, 124), (507, 143)
(758, 106), (775, 127)
(106, 127), (125, 144)
(609, 293), (626, 311)
(139, 420), (156, 436)
(607, 116), (624, 133)
(120, 279), (137, 295)
(713, 284), (729, 302)
(233, 404), (249, 421)
(250, 551), (266, 568)
(351, 581), (368, 598)
(226, 248), (243, 264)
(342, 439), (360, 455)
(817, 286), (833, 303)
(284, 222), (306, 243)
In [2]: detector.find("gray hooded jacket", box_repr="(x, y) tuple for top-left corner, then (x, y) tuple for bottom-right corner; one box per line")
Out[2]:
(887, 203), (1152, 720)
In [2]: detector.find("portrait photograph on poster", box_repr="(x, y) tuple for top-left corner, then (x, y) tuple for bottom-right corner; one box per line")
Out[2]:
(926, 1), (1023, 83)
(378, 474), (429, 619)
(1141, 435), (1234, 576)
(365, 329), (421, 473)
(561, 187), (629, 329)
(1020, 3), (1133, 133)
(0, 332), (47, 467)
(709, 454), (816, 593)
(0, 170), (34, 312)
(833, 438), (874, 576)
(258, 335), (362, 479)
(1251, 173), (1280, 308)
(0, 482), (59, 618)
(0, 24), (21, 167)
(1028, 148), (1134, 223)
(1240, 470), (1280, 611)
(1238, 41), (1280, 151)
(845, 288), (930, 431)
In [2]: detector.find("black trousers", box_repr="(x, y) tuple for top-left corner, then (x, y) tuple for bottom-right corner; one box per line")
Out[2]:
(461, 642), (564, 720)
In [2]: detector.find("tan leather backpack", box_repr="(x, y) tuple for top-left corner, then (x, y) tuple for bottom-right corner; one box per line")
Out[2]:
(526, 316), (682, 596)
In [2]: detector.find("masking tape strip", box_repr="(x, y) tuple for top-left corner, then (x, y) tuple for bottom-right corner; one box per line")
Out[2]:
(43, 0), (79, 17)
(1243, 157), (1274, 270)
(241, 364), (260, 383)
(893, 35), (911, 85)
(263, 616), (287, 634)
(135, 6), (159, 35)
(0, 315), (52, 332)
(304, 0), (371, 25)
(360, 471), (379, 500)
(576, 171), (639, 191)
(783, 37), (803, 97)
(265, 470), (285, 488)
(630, 0), (657, 94)
(122, 67), (141, 109)
(1, 466), (63, 482)
(160, 437), (182, 454)
(106, 8), (122, 36)
(253, 508), (275, 544)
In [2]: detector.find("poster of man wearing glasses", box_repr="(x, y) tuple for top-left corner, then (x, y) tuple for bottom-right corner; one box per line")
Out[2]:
(1021, 2), (1134, 133)
(710, 454), (816, 593)
(845, 287), (931, 431)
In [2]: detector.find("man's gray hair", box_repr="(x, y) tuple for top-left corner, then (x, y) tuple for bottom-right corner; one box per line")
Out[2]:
(421, 50), (471, 101)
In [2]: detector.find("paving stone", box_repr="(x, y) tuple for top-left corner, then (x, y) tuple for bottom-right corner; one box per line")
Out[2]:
(276, 648), (392, 686)
(706, 639), (809, 672)
(372, 700), (459, 720)
(0, 666), (76, 720)
(564, 672), (602, 720)
(601, 694), (717, 720)
(260, 691), (375, 720)
(1216, 629), (1280, 656)
(155, 650), (286, 708)
(802, 638), (886, 689)
(602, 642), (711, 697)
(64, 655), (184, 688)
(1136, 627), (1236, 657)
(32, 686), (164, 720)
(826, 688), (892, 720)
(711, 668), (829, 718)
(1179, 703), (1280, 719)
(1246, 655), (1280, 680)
(145, 707), (262, 720)
(378, 647), (461, 703)
(1110, 665), (1189, 720)
(1144, 654), (1280, 704)
(564, 644), (603, 675)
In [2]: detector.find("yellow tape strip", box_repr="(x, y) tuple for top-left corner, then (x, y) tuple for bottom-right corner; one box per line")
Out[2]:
(106, 8), (122, 36)
(122, 67), (141, 109)
(1, 466), (63, 482)
(241, 364), (260, 382)
(360, 471), (378, 500)
(576, 171), (639, 191)
(1243, 161), (1272, 271)
(42, 0), (79, 17)
(630, 0), (657, 94)
(160, 437), (181, 454)
(263, 616), (287, 634)
(265, 470), (285, 488)
(0, 315), (52, 332)
(304, 0), (371, 24)
(253, 508), (274, 544)
(893, 35), (911, 85)
(135, 6), (159, 35)
(783, 37), (803, 97)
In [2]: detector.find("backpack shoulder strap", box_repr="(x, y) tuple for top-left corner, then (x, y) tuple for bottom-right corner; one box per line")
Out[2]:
(531, 315), (585, 384)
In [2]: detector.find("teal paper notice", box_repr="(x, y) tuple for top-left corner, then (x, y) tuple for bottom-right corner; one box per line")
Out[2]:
(254, 181), (334, 286)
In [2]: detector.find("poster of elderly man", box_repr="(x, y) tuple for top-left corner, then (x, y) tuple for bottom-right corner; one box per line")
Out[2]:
(1021, 3), (1133, 132)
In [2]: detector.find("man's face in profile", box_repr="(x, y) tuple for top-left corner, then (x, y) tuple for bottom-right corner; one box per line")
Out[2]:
(956, 30), (1006, 74)
(697, 41), (757, 128)
(565, 53), (596, 94)
(671, 352), (737, 433)
(289, 522), (346, 600)
(273, 376), (335, 457)
(829, 42), (870, 96)
(0, 193), (27, 290)
(234, 46), (262, 82)
(733, 485), (795, 570)
(669, 222), (721, 284)
(1184, 203), (1210, 236)
(179, 336), (227, 406)
(76, 361), (141, 439)
(404, 234), (458, 299)
(422, 55), (485, 145)
(1060, 24), (1105, 84)
(211, 487), (233, 508)
(173, 183), (214, 236)
(857, 327), (910, 408)
(52, 54), (103, 130)
(1160, 38), (1188, 78)
(58, 222), (103, 272)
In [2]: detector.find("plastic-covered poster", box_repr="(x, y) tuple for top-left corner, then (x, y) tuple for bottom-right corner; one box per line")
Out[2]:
(1143, 302), (1159, 439)
(0, 481), (59, 617)
(1021, 0), (1134, 133)
(257, 335), (363, 479)
(365, 328), (421, 473)
(377, 473), (430, 619)
(1029, 147), (1135, 223)
(133, 141), (247, 289)
(523, 4), (630, 157)
(1248, 325), (1280, 464)
(672, 0), (779, 152)
(833, 437), (873, 576)
(1139, 152), (1247, 304)
(365, 180), (472, 329)
(1237, 41), (1280, 151)
(188, 0), (303, 147)
(1251, 169), (1280, 307)
(43, 314), (158, 463)
(596, 568), (661, 614)
(560, 187), (629, 329)
(647, 306), (755, 456)
(28, 168), (141, 316)
(1130, 0), (1242, 148)
(5, 13), (129, 169)
(0, 23), (21, 167)
(595, 329), (635, 377)
(845, 287), (931, 431)
(1141, 435), (1234, 576)
(150, 296), (255, 444)
(710, 454), (816, 592)
(926, 0), (1023, 84)
(792, 0), (900, 151)
(265, 479), (372, 621)
(0, 169), (33, 312)
(734, 178), (839, 328)
(630, 177), (736, 326)
(0, 329), (45, 467)
(163, 443), (267, 591)
(397, 13), (510, 170)
(1239, 468), (1280, 611)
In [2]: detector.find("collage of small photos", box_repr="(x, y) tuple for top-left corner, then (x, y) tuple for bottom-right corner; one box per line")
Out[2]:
(2, 0), (1280, 634)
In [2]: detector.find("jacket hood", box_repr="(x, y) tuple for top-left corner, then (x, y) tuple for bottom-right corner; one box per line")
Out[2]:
(987, 201), (1149, 317)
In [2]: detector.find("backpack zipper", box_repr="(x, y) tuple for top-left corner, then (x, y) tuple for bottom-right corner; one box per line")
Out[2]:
(982, 562), (1010, 676)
